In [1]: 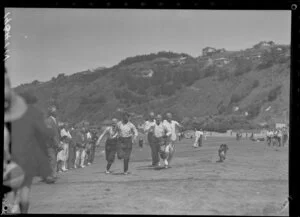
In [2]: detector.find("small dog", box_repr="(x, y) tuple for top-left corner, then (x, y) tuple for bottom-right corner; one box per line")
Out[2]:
(217, 144), (228, 162)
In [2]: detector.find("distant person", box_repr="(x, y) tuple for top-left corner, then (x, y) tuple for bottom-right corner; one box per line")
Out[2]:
(143, 112), (157, 166)
(163, 113), (183, 167)
(87, 129), (98, 165)
(68, 125), (77, 169)
(59, 123), (72, 171)
(85, 128), (93, 166)
(56, 136), (69, 172)
(96, 118), (119, 174)
(193, 128), (201, 148)
(116, 112), (138, 175)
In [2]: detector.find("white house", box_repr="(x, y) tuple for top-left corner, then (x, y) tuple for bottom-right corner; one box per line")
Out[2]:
(275, 123), (286, 129)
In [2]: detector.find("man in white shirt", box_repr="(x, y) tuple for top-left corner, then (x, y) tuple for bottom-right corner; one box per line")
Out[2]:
(143, 112), (157, 166)
(116, 112), (138, 175)
(163, 113), (183, 167)
(151, 114), (172, 168)
(193, 128), (203, 148)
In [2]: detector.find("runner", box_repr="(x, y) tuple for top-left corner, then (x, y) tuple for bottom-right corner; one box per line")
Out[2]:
(163, 113), (183, 168)
(116, 112), (138, 175)
(96, 118), (119, 174)
(143, 112), (157, 166)
(151, 114), (172, 168)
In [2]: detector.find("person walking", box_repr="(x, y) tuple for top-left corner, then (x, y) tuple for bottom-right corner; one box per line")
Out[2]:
(162, 113), (183, 167)
(96, 118), (119, 174)
(143, 112), (157, 166)
(116, 112), (138, 175)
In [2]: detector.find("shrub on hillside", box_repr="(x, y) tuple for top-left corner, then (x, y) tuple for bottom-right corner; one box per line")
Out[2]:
(246, 103), (261, 119)
(234, 58), (252, 76)
(19, 91), (38, 104)
(203, 65), (216, 77)
(230, 93), (243, 104)
(268, 86), (282, 102)
(80, 95), (107, 105)
(252, 80), (260, 89)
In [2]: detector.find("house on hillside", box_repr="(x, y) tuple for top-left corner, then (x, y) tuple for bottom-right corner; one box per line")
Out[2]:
(275, 123), (286, 129)
(202, 47), (217, 56)
(169, 56), (187, 65)
(213, 57), (230, 67)
(253, 41), (275, 49)
(136, 69), (154, 78)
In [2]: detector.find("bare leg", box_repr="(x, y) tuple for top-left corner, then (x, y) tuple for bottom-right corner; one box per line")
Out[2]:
(19, 186), (30, 213)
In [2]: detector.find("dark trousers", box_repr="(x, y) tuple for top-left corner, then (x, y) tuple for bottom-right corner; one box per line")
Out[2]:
(198, 135), (203, 147)
(68, 145), (76, 169)
(148, 133), (159, 165)
(88, 143), (96, 164)
(47, 147), (57, 178)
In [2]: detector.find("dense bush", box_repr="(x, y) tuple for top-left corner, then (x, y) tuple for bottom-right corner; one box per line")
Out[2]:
(230, 93), (243, 104)
(246, 103), (261, 119)
(80, 95), (107, 105)
(234, 58), (252, 76)
(19, 91), (38, 104)
(252, 80), (260, 89)
(268, 86), (282, 102)
(203, 65), (217, 77)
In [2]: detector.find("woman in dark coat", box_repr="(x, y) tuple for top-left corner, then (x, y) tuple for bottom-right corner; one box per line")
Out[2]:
(5, 72), (53, 213)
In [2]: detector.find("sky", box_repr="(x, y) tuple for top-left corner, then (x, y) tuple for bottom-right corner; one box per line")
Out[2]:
(4, 8), (291, 87)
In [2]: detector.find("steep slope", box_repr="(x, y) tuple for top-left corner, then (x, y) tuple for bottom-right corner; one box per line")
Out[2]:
(14, 43), (290, 130)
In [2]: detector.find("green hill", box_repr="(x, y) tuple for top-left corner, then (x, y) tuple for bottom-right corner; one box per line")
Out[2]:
(14, 42), (290, 131)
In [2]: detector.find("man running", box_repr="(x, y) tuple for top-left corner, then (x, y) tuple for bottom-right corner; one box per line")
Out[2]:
(151, 114), (172, 168)
(163, 113), (183, 168)
(116, 112), (138, 175)
(96, 118), (119, 174)
(143, 112), (157, 166)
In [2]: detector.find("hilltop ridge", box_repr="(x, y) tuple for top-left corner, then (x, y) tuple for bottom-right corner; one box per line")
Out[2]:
(15, 41), (290, 131)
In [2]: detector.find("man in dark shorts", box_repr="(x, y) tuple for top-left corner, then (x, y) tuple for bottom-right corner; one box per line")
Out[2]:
(96, 119), (119, 174)
(116, 112), (138, 175)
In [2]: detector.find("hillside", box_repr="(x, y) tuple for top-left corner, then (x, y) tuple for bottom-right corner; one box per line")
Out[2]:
(14, 42), (290, 131)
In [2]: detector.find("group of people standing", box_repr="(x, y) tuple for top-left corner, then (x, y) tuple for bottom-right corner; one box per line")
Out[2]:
(266, 128), (289, 147)
(56, 122), (98, 173)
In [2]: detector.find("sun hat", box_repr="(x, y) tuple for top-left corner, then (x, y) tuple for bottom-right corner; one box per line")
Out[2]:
(4, 73), (28, 122)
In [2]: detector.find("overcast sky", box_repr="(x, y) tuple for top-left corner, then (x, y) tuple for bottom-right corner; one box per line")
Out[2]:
(5, 9), (291, 87)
